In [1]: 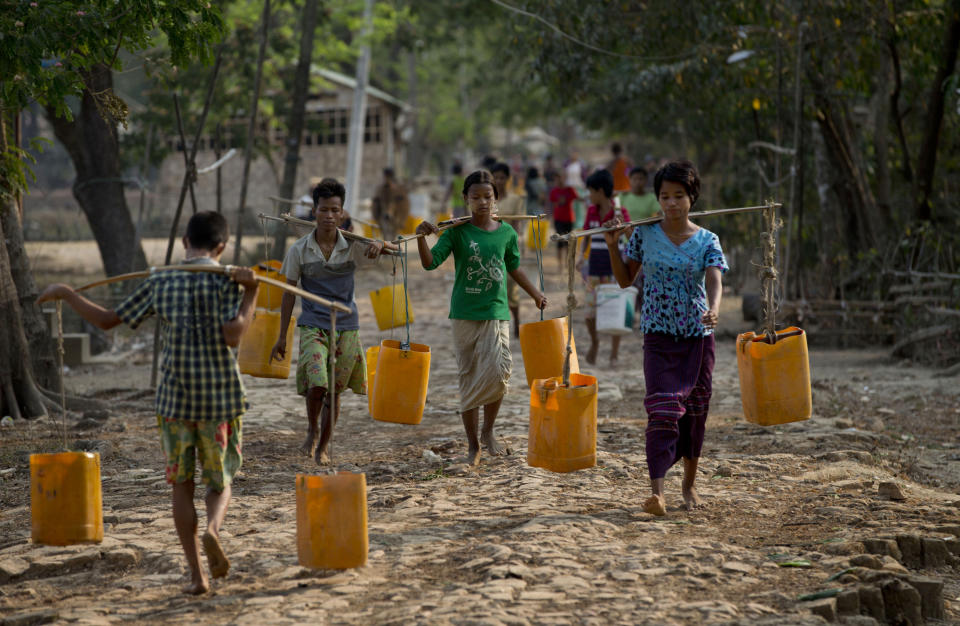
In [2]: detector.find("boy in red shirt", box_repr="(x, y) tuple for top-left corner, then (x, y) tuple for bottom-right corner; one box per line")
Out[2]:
(548, 172), (578, 266)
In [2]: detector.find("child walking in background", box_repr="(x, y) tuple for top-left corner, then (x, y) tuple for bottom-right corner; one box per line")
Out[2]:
(548, 172), (578, 266)
(603, 160), (727, 516)
(490, 162), (528, 337)
(619, 167), (660, 221)
(415, 170), (547, 465)
(38, 211), (259, 595)
(271, 178), (398, 465)
(578, 169), (630, 366)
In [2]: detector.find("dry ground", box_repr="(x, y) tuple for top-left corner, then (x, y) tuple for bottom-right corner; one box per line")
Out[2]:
(0, 239), (958, 625)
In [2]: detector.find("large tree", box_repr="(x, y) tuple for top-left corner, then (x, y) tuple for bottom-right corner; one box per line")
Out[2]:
(0, 0), (225, 418)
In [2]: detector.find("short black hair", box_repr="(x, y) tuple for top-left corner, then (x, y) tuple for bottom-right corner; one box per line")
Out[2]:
(185, 211), (229, 251)
(490, 162), (510, 177)
(629, 166), (648, 177)
(452, 162), (463, 175)
(383, 168), (395, 179)
(462, 169), (498, 199)
(654, 160), (701, 206)
(612, 142), (622, 155)
(313, 177), (346, 207)
(586, 169), (614, 198)
(526, 166), (540, 179)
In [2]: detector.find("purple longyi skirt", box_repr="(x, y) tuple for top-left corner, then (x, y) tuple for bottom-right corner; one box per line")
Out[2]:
(642, 333), (715, 480)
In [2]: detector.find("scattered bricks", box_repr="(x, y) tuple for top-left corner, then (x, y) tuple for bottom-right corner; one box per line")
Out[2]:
(881, 578), (922, 626)
(906, 575), (944, 620)
(0, 556), (30, 583)
(861, 538), (902, 561)
(877, 481), (906, 501)
(896, 534), (924, 568)
(849, 555), (883, 569)
(804, 597), (837, 622)
(920, 538), (948, 569)
(835, 588), (860, 616)
(858, 585), (886, 622)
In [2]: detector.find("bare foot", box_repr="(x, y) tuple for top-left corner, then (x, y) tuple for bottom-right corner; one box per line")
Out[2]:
(314, 446), (331, 466)
(201, 531), (230, 579)
(682, 485), (704, 511)
(299, 429), (317, 457)
(642, 495), (667, 516)
(480, 431), (505, 457)
(182, 580), (210, 595)
(460, 444), (480, 466)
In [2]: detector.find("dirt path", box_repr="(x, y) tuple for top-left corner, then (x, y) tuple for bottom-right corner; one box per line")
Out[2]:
(2, 247), (959, 625)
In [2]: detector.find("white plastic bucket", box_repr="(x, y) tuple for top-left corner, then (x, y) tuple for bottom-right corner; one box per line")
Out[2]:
(595, 285), (637, 335)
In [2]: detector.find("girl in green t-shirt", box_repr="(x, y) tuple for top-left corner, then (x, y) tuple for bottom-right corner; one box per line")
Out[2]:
(416, 169), (548, 465)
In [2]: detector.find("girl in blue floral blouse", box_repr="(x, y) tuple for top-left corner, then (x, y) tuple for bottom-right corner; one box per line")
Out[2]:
(603, 160), (727, 516)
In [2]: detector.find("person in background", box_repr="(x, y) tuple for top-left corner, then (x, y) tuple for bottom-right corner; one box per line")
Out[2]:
(577, 169), (630, 366)
(442, 161), (468, 218)
(608, 143), (633, 194)
(491, 162), (527, 337)
(543, 153), (559, 182)
(548, 171), (578, 266)
(524, 166), (546, 217)
(619, 167), (660, 221)
(564, 148), (586, 190)
(371, 168), (410, 241)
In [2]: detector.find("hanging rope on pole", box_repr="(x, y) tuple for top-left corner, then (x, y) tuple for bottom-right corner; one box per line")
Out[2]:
(561, 244), (578, 386)
(759, 201), (782, 343)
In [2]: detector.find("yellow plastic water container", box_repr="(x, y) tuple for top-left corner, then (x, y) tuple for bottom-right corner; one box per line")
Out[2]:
(519, 317), (579, 387)
(361, 222), (383, 239)
(526, 219), (549, 250)
(296, 472), (368, 569)
(31, 452), (103, 545)
(369, 284), (414, 331)
(365, 345), (379, 415)
(371, 339), (430, 425)
(253, 260), (285, 310)
(737, 327), (812, 426)
(401, 215), (420, 235)
(238, 308), (295, 378)
(435, 212), (452, 224)
(527, 373), (598, 473)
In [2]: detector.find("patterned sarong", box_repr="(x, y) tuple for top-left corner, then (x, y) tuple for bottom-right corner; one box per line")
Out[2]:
(452, 319), (512, 412)
(642, 333), (715, 479)
(296, 326), (367, 396)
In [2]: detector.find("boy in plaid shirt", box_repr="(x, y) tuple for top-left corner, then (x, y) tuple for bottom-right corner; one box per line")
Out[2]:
(38, 211), (258, 595)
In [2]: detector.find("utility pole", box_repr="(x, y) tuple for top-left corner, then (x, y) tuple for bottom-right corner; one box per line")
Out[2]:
(344, 0), (374, 217)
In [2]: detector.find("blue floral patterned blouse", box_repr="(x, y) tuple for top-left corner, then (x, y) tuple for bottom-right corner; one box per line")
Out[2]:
(625, 224), (728, 337)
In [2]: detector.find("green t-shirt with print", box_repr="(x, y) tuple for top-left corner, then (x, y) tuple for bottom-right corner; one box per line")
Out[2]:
(620, 192), (660, 221)
(426, 222), (520, 320)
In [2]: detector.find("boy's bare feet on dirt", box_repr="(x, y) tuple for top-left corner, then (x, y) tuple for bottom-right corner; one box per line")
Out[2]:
(682, 485), (704, 510)
(201, 531), (229, 579)
(182, 579), (210, 595)
(642, 495), (667, 516)
(481, 431), (506, 457)
(315, 446), (331, 466)
(299, 429), (317, 457)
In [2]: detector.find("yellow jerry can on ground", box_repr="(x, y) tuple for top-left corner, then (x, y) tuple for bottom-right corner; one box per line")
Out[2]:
(296, 472), (368, 569)
(31, 451), (103, 545)
(736, 326), (812, 426)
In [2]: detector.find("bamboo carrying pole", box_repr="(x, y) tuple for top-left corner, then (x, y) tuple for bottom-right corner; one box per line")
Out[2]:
(550, 204), (781, 242)
(395, 213), (548, 244)
(266, 196), (378, 229)
(257, 213), (401, 256)
(76, 265), (352, 313)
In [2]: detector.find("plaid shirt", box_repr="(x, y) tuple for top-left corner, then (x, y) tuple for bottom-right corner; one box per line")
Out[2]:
(116, 258), (246, 421)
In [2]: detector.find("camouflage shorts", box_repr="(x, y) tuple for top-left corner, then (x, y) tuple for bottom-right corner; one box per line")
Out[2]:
(157, 416), (242, 492)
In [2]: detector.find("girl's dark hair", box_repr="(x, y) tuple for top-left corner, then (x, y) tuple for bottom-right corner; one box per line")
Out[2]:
(185, 211), (229, 251)
(585, 169), (614, 198)
(313, 177), (346, 207)
(490, 162), (510, 177)
(654, 160), (700, 205)
(462, 169), (498, 199)
(526, 166), (540, 180)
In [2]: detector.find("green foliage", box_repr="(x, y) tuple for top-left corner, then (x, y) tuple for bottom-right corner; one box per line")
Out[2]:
(0, 0), (225, 195)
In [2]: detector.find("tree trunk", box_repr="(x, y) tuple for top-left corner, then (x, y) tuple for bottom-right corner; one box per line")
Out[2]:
(272, 0), (320, 260)
(0, 200), (48, 420)
(0, 195), (60, 391)
(914, 0), (960, 222)
(45, 63), (148, 277)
